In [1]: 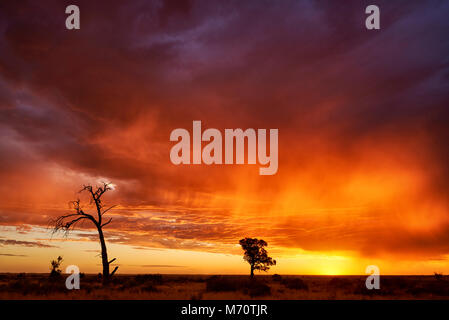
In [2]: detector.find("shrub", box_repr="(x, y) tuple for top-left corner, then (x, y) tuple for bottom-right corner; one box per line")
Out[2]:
(205, 276), (272, 296)
(190, 292), (203, 300)
(119, 278), (139, 291)
(244, 280), (271, 297)
(140, 283), (158, 292)
(134, 274), (163, 285)
(49, 256), (63, 278)
(407, 282), (449, 297)
(281, 278), (309, 291)
(9, 279), (27, 292)
(206, 276), (240, 292)
(5, 278), (67, 296)
(353, 284), (391, 296)
(327, 277), (353, 291)
(272, 274), (282, 282)
(434, 272), (444, 281)
(381, 277), (408, 290)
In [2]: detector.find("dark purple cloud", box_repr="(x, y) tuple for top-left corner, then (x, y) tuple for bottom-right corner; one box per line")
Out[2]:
(0, 0), (448, 260)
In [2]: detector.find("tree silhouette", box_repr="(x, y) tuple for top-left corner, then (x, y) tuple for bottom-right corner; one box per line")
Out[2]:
(49, 256), (63, 278)
(51, 183), (118, 283)
(239, 238), (276, 278)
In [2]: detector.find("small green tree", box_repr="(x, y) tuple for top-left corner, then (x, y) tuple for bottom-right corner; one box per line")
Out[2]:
(50, 256), (63, 277)
(239, 238), (276, 278)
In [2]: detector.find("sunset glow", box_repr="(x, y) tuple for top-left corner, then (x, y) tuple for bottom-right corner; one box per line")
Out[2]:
(1, 0), (449, 277)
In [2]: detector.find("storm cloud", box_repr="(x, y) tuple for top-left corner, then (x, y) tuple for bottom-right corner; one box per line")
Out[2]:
(0, 0), (448, 265)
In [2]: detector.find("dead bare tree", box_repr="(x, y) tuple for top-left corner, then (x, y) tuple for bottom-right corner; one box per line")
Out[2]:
(51, 182), (118, 283)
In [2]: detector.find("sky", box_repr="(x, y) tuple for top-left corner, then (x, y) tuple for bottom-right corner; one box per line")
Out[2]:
(0, 0), (449, 275)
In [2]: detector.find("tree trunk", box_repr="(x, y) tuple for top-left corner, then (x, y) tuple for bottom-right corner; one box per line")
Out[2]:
(97, 226), (110, 282)
(250, 265), (254, 278)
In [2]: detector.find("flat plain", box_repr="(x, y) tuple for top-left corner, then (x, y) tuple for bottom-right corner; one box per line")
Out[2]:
(1, 274), (449, 300)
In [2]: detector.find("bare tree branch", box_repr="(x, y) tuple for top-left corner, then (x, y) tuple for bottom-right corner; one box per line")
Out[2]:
(102, 205), (117, 216)
(101, 218), (113, 228)
(51, 183), (118, 283)
(110, 266), (119, 277)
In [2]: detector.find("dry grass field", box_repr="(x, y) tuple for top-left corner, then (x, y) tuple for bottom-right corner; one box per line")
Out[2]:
(1, 273), (449, 300)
